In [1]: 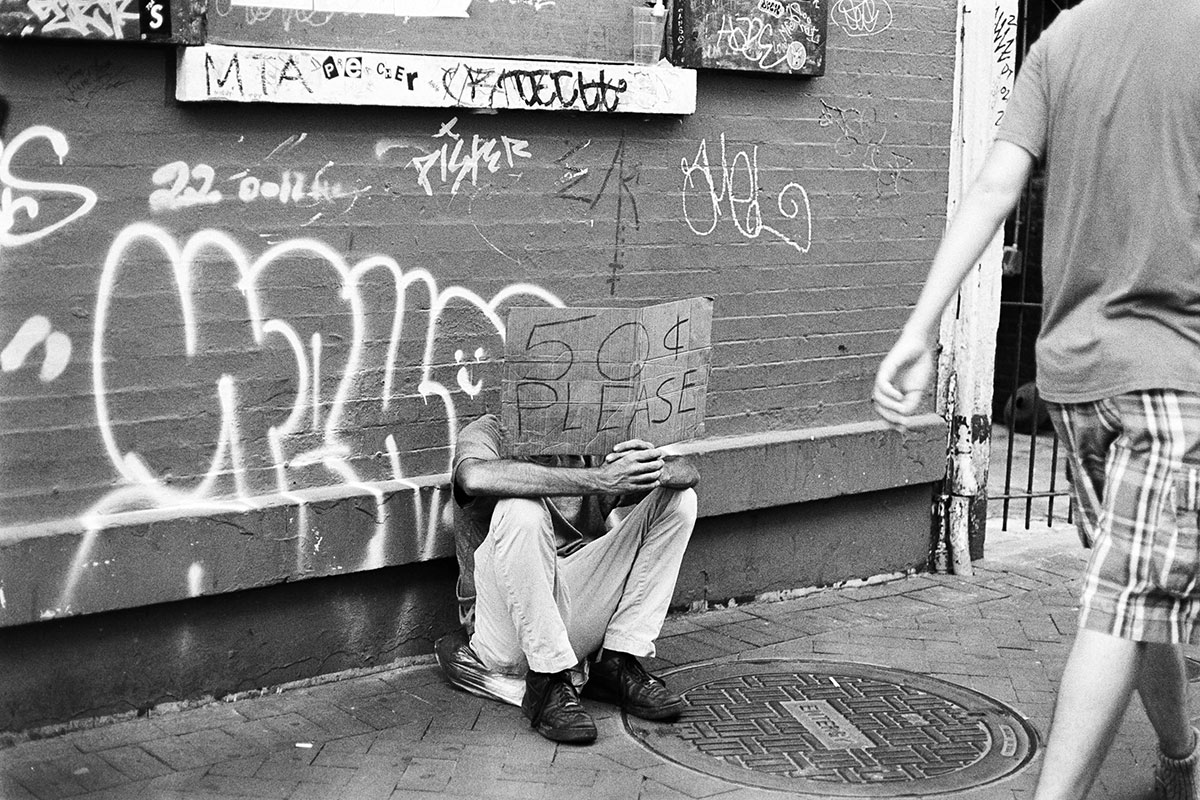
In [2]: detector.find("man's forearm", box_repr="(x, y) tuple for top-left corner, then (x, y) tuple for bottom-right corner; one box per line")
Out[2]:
(457, 458), (605, 498)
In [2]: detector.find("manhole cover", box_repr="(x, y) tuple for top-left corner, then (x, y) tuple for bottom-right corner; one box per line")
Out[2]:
(627, 659), (1038, 796)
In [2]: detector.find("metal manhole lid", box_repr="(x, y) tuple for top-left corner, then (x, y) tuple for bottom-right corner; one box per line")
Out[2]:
(626, 658), (1038, 797)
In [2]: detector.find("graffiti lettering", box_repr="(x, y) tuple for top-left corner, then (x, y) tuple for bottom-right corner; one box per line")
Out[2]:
(148, 160), (368, 213)
(993, 7), (1017, 126)
(1, 316), (71, 382)
(830, 0), (892, 37)
(714, 11), (814, 71)
(55, 59), (135, 106)
(680, 134), (812, 254)
(89, 222), (563, 526)
(149, 161), (222, 212)
(818, 101), (912, 199)
(0, 125), (98, 248)
(26, 0), (138, 38)
(403, 117), (531, 197)
(440, 64), (628, 112)
(204, 50), (314, 99)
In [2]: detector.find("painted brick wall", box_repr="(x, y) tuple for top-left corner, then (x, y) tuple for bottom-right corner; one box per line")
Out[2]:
(0, 0), (957, 626)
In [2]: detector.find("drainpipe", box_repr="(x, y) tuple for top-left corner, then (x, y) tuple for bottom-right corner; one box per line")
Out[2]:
(934, 0), (1018, 574)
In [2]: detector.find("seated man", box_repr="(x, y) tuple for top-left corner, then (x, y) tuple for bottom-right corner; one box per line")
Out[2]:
(447, 412), (698, 744)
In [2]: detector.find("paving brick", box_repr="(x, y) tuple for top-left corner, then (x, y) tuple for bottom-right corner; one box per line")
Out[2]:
(150, 705), (248, 737)
(192, 773), (297, 798)
(49, 752), (131, 794)
(0, 772), (41, 800)
(330, 766), (404, 800)
(711, 620), (786, 648)
(394, 757), (455, 792)
(296, 702), (376, 738)
(140, 728), (246, 771)
(4, 759), (88, 799)
(66, 721), (166, 754)
(0, 739), (85, 769)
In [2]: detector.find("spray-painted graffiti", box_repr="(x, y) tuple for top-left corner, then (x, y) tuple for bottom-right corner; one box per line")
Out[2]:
(680, 134), (812, 254)
(818, 101), (912, 199)
(1, 316), (71, 382)
(23, 0), (138, 38)
(148, 160), (369, 213)
(89, 222), (563, 525)
(830, 0), (892, 37)
(440, 63), (629, 112)
(553, 137), (640, 295)
(993, 6), (1017, 126)
(55, 58), (136, 106)
(713, 9), (818, 71)
(209, 0), (336, 30)
(393, 117), (532, 197)
(0, 125), (98, 248)
(23, 222), (565, 614)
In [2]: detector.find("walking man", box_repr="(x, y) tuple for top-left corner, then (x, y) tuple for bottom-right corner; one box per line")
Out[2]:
(873, 1), (1200, 797)
(443, 412), (698, 744)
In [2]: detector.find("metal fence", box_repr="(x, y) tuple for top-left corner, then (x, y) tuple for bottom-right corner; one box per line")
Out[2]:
(989, 0), (1079, 530)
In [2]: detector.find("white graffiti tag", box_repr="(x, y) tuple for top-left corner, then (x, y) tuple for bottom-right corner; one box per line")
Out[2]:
(0, 126), (98, 248)
(1, 316), (71, 382)
(26, 0), (138, 38)
(394, 117), (531, 197)
(89, 223), (563, 522)
(680, 134), (812, 254)
(830, 0), (892, 37)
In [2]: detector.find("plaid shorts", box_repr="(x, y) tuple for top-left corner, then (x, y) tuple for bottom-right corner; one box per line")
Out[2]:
(1048, 390), (1200, 644)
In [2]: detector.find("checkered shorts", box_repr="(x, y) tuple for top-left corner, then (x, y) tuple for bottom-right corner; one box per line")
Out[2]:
(1048, 390), (1200, 644)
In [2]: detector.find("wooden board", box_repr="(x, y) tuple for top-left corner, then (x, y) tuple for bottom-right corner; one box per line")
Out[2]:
(206, 0), (639, 64)
(176, 45), (697, 114)
(670, 0), (827, 76)
(0, 0), (203, 42)
(501, 298), (712, 456)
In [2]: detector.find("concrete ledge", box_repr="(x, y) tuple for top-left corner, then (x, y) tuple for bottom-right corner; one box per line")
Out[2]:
(673, 414), (946, 517)
(0, 416), (947, 627)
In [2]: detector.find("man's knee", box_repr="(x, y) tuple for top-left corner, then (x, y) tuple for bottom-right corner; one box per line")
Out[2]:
(490, 497), (554, 542)
(669, 487), (698, 524)
(650, 486), (698, 533)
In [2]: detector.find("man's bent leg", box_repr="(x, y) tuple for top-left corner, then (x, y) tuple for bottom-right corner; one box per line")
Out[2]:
(471, 498), (577, 675)
(471, 498), (596, 743)
(1033, 629), (1142, 800)
(560, 487), (697, 658)
(561, 488), (696, 721)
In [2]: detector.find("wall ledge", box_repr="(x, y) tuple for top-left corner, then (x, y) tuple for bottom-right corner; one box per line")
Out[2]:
(0, 416), (946, 626)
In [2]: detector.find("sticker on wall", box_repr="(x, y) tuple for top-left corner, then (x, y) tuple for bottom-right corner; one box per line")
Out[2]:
(140, 0), (171, 37)
(670, 0), (827, 76)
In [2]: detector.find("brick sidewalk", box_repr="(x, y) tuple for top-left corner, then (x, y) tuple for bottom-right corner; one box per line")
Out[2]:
(2, 523), (1191, 800)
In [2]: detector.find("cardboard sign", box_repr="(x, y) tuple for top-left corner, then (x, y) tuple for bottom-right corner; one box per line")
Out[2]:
(501, 297), (712, 456)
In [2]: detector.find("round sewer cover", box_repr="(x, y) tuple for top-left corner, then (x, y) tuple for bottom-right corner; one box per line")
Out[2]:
(626, 659), (1038, 796)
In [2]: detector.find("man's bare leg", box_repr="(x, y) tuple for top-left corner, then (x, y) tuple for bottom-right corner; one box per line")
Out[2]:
(1138, 642), (1194, 757)
(1033, 629), (1142, 800)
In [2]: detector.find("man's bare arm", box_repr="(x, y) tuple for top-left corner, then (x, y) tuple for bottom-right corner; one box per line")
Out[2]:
(874, 140), (1035, 427)
(457, 445), (666, 499)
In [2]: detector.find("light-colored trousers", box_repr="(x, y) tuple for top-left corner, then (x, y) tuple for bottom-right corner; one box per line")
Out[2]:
(470, 487), (697, 676)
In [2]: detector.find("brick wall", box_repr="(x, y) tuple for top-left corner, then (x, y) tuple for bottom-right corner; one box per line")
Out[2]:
(0, 2), (956, 628)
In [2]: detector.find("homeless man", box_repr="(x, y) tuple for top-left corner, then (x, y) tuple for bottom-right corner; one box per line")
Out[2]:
(443, 412), (698, 744)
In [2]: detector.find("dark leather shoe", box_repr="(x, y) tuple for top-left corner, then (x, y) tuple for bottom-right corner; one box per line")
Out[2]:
(583, 651), (683, 721)
(522, 670), (597, 744)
